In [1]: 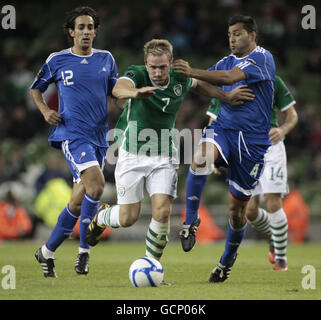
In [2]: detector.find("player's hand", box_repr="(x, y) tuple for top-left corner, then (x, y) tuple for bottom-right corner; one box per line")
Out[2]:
(269, 127), (284, 144)
(135, 86), (157, 99)
(43, 109), (61, 126)
(173, 59), (192, 77)
(228, 85), (255, 105)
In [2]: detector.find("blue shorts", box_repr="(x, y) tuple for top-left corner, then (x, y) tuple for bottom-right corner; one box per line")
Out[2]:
(201, 122), (270, 200)
(61, 139), (107, 184)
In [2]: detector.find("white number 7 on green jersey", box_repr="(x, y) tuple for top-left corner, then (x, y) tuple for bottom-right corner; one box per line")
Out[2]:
(162, 98), (170, 112)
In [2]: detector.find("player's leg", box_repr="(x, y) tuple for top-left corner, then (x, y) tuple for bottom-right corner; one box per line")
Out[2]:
(86, 149), (145, 245)
(145, 194), (173, 260)
(265, 193), (288, 270)
(185, 142), (215, 224)
(181, 123), (228, 252)
(74, 165), (104, 275)
(209, 133), (267, 283)
(79, 165), (105, 248)
(209, 192), (248, 283)
(86, 202), (141, 245)
(35, 183), (84, 278)
(144, 164), (176, 260)
(255, 142), (288, 269)
(246, 194), (275, 263)
(246, 195), (272, 238)
(179, 143), (213, 251)
(60, 139), (107, 274)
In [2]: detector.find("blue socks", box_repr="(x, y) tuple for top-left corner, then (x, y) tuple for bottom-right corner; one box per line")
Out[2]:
(46, 194), (100, 252)
(79, 194), (100, 249)
(46, 204), (78, 252)
(185, 167), (208, 225)
(221, 220), (247, 266)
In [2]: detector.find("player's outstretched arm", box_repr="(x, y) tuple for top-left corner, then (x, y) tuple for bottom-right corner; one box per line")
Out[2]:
(30, 89), (61, 126)
(173, 59), (246, 85)
(191, 80), (254, 106)
(112, 78), (157, 100)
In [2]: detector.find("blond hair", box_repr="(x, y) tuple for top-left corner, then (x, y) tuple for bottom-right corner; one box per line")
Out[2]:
(143, 39), (173, 62)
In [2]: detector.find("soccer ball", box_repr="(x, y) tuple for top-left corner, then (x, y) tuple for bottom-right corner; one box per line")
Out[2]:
(129, 257), (164, 287)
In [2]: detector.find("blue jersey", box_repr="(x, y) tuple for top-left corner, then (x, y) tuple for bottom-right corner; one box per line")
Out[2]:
(31, 48), (118, 148)
(209, 46), (275, 143)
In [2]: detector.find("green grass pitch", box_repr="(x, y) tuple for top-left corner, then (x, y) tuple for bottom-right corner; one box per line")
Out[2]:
(0, 240), (320, 300)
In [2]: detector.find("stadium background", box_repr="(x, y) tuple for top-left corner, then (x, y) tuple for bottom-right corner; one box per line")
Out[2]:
(0, 0), (320, 243)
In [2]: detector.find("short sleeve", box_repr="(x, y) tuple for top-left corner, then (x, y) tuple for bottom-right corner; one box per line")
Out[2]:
(206, 98), (221, 120)
(108, 56), (118, 96)
(186, 77), (193, 90)
(235, 50), (274, 84)
(120, 65), (144, 88)
(30, 61), (55, 92)
(274, 76), (296, 112)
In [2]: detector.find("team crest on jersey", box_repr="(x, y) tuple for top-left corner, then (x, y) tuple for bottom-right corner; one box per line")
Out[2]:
(117, 186), (126, 197)
(173, 84), (182, 96)
(126, 72), (135, 79)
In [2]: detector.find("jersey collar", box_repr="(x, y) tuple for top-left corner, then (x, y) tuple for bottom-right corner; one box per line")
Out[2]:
(150, 77), (170, 90)
(69, 48), (94, 58)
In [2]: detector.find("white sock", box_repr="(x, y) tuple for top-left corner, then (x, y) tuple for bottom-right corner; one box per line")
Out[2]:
(248, 208), (272, 237)
(269, 208), (288, 261)
(145, 218), (169, 260)
(98, 205), (120, 228)
(41, 245), (55, 259)
(78, 247), (90, 254)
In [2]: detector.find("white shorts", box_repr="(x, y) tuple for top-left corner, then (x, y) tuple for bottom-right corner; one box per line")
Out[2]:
(252, 141), (289, 197)
(115, 148), (178, 204)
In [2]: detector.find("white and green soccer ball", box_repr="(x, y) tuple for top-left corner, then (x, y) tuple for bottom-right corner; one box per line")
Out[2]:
(129, 257), (164, 287)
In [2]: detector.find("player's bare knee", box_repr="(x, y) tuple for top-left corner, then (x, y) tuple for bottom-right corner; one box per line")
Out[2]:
(192, 155), (205, 171)
(245, 200), (260, 221)
(121, 214), (139, 227)
(245, 207), (258, 221)
(68, 201), (81, 216)
(229, 204), (247, 228)
(153, 207), (171, 223)
(245, 196), (260, 221)
(119, 206), (140, 227)
(85, 182), (104, 199)
(265, 194), (282, 213)
(266, 200), (282, 213)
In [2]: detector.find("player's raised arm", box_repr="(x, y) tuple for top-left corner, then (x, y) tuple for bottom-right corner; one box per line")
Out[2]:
(112, 78), (157, 100)
(30, 89), (61, 126)
(191, 80), (254, 106)
(173, 60), (246, 85)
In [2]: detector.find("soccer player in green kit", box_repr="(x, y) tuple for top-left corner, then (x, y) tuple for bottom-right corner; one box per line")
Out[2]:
(207, 75), (298, 271)
(86, 39), (254, 264)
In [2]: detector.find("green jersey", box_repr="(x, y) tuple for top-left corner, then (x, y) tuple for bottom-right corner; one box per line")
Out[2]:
(115, 65), (193, 156)
(207, 75), (296, 128)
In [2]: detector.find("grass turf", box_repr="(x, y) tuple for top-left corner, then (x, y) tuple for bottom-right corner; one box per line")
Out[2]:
(0, 240), (320, 300)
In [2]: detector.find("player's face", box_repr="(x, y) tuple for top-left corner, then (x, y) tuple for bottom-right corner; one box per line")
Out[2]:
(69, 15), (97, 53)
(228, 23), (255, 57)
(145, 54), (171, 86)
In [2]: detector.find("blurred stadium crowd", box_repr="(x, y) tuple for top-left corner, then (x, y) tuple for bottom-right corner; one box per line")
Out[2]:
(0, 0), (320, 239)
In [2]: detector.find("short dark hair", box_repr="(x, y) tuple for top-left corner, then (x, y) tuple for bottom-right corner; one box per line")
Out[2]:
(228, 15), (258, 35)
(63, 6), (100, 43)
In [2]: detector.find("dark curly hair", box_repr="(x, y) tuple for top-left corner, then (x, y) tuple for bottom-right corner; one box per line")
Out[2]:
(63, 6), (100, 44)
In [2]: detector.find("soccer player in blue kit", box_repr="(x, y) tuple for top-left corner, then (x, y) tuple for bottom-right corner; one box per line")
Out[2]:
(30, 7), (118, 277)
(173, 15), (276, 282)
